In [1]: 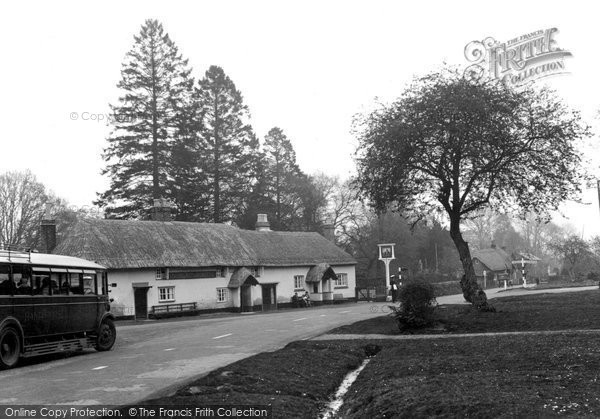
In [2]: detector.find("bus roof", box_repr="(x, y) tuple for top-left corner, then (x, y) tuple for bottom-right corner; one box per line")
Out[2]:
(0, 251), (106, 271)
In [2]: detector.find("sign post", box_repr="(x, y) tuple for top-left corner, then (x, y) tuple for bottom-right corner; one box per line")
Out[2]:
(521, 258), (527, 287)
(378, 243), (396, 301)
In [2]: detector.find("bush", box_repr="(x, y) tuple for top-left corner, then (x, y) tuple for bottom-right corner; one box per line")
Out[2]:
(390, 280), (437, 330)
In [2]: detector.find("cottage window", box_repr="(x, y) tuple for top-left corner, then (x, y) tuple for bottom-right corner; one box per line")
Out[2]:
(217, 287), (229, 302)
(217, 267), (228, 278)
(334, 273), (348, 288)
(158, 286), (175, 302)
(294, 275), (305, 290)
(156, 268), (167, 280)
(251, 267), (263, 278)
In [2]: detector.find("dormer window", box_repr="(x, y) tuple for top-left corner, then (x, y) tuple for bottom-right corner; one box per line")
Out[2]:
(156, 268), (167, 280)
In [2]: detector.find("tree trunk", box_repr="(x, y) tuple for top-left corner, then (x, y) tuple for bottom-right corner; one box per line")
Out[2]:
(449, 215), (495, 312)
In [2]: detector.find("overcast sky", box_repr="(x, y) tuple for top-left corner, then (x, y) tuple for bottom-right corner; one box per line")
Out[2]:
(1, 0), (599, 236)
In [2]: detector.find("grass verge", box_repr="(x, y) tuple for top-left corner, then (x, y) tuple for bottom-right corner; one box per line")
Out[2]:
(127, 341), (365, 418)
(336, 333), (600, 418)
(330, 290), (600, 335)
(134, 290), (600, 418)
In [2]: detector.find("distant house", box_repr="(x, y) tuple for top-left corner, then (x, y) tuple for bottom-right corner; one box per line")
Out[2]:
(472, 246), (541, 287)
(472, 246), (513, 287)
(49, 208), (356, 319)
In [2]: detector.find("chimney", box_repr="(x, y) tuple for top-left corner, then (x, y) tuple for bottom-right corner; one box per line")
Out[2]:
(40, 206), (57, 253)
(255, 214), (270, 231)
(321, 223), (335, 242)
(150, 198), (174, 221)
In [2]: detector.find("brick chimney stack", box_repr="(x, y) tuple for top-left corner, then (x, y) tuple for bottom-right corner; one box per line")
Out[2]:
(151, 198), (174, 221)
(321, 223), (335, 242)
(40, 205), (57, 253)
(255, 214), (271, 231)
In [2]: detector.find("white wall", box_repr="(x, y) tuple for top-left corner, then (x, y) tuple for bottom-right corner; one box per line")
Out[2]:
(107, 264), (356, 316)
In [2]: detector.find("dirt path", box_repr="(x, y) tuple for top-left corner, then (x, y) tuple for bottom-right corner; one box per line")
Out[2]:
(436, 285), (598, 305)
(313, 328), (600, 341)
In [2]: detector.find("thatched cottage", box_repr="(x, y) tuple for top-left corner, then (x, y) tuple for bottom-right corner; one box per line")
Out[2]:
(49, 211), (356, 319)
(472, 246), (513, 287)
(472, 245), (541, 287)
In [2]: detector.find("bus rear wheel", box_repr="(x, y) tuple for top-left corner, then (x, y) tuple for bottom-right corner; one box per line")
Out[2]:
(95, 318), (116, 351)
(0, 327), (21, 369)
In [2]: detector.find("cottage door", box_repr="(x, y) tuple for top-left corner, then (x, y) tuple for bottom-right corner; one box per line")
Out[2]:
(261, 284), (277, 311)
(241, 285), (253, 312)
(134, 287), (148, 319)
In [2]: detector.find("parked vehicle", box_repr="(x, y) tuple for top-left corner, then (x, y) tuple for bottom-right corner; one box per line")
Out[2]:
(0, 245), (115, 369)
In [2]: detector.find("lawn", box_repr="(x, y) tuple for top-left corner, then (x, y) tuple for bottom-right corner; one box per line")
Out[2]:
(331, 290), (600, 335)
(122, 341), (365, 418)
(129, 290), (600, 418)
(338, 333), (600, 418)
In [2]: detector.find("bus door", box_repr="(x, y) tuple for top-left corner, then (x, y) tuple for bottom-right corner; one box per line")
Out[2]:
(67, 270), (100, 332)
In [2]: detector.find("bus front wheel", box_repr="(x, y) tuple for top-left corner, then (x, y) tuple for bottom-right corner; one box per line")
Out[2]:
(95, 319), (116, 352)
(0, 327), (21, 369)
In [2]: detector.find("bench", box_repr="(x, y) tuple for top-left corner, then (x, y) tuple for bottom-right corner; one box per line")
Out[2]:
(333, 293), (344, 304)
(150, 302), (198, 318)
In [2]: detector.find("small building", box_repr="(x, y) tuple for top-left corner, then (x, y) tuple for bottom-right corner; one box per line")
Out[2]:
(472, 246), (541, 287)
(472, 246), (513, 287)
(50, 211), (356, 319)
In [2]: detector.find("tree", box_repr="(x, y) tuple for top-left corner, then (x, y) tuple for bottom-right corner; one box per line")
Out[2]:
(354, 68), (590, 310)
(260, 127), (305, 230)
(463, 209), (499, 250)
(97, 19), (195, 219)
(548, 234), (591, 279)
(196, 66), (258, 223)
(0, 171), (49, 248)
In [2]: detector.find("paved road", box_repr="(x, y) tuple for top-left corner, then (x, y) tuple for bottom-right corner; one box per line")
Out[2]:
(1, 286), (594, 406)
(0, 302), (394, 405)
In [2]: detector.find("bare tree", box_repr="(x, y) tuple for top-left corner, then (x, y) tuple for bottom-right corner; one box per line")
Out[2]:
(0, 171), (49, 248)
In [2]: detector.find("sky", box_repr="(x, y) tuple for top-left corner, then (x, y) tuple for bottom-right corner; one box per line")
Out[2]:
(0, 0), (599, 236)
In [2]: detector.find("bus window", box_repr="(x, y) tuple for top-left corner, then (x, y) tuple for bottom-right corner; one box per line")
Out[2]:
(13, 266), (32, 295)
(50, 273), (62, 295)
(69, 273), (83, 295)
(82, 275), (96, 295)
(33, 274), (51, 295)
(0, 265), (14, 295)
(57, 274), (70, 294)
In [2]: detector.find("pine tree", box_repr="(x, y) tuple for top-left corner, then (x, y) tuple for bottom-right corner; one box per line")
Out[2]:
(196, 66), (257, 223)
(97, 19), (195, 219)
(262, 127), (305, 230)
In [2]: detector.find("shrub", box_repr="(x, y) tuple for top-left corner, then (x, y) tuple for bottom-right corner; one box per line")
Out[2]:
(390, 280), (437, 330)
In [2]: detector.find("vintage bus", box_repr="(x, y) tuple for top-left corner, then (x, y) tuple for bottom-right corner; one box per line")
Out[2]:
(0, 246), (116, 369)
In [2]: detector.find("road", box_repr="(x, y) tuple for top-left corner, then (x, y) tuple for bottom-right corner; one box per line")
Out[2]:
(1, 285), (595, 406)
(0, 302), (394, 405)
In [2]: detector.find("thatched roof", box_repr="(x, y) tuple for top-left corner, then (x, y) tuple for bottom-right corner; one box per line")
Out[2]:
(306, 263), (338, 283)
(472, 248), (512, 272)
(54, 219), (356, 269)
(227, 268), (259, 288)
